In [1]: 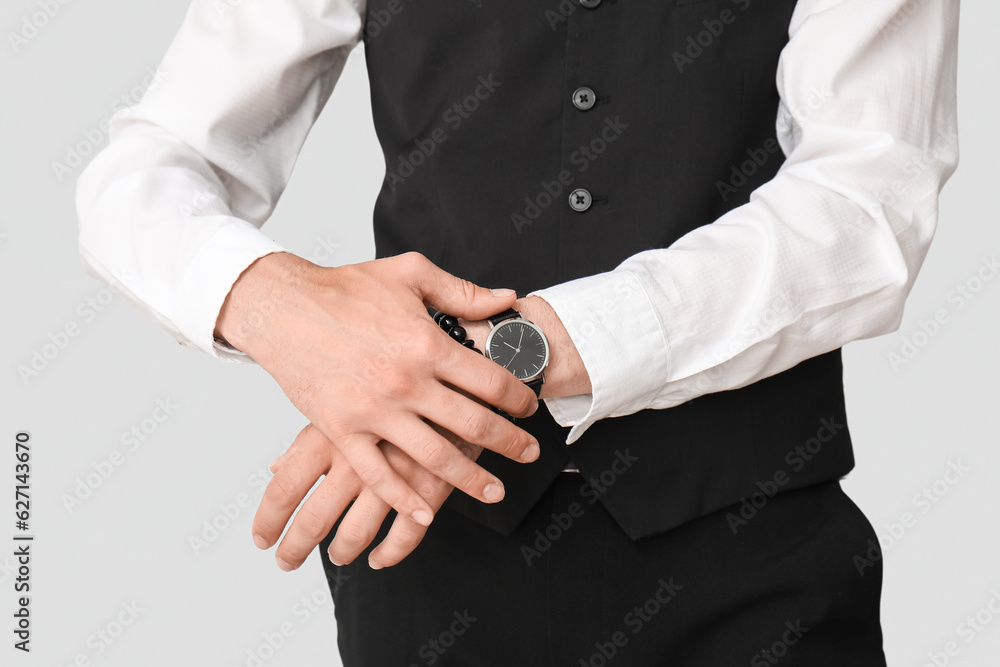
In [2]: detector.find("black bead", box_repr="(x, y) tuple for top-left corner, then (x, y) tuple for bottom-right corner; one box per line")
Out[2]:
(448, 325), (467, 342)
(462, 338), (476, 348)
(439, 315), (458, 330)
(432, 310), (447, 325)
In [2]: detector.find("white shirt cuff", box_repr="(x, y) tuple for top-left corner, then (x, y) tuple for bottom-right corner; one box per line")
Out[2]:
(174, 217), (288, 363)
(530, 269), (671, 444)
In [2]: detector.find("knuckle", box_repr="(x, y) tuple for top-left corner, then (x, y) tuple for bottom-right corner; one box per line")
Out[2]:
(418, 439), (453, 473)
(354, 463), (385, 488)
(266, 475), (298, 508)
(461, 410), (493, 444)
(336, 521), (372, 551)
(392, 525), (425, 551)
(415, 327), (445, 358)
(377, 364), (412, 396)
(412, 477), (441, 499)
(456, 276), (478, 304)
(456, 467), (485, 495)
(399, 251), (427, 272)
(294, 506), (330, 543)
(510, 385), (536, 415)
(478, 367), (508, 404)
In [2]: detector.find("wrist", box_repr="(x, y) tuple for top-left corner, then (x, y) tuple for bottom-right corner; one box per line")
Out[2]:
(214, 251), (316, 360)
(514, 295), (590, 399)
(459, 296), (590, 400)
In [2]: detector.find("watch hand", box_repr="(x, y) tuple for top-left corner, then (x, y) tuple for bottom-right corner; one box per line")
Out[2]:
(504, 342), (518, 351)
(504, 344), (520, 369)
(517, 328), (524, 349)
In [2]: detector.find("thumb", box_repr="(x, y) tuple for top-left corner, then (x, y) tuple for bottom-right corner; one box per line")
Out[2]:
(413, 261), (517, 320)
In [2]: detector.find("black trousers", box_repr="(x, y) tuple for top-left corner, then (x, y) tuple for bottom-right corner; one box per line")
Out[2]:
(319, 476), (886, 666)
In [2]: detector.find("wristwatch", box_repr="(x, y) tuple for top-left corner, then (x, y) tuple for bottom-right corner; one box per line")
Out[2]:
(485, 308), (549, 397)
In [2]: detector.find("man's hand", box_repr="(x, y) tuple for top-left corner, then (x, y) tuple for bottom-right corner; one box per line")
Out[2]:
(254, 421), (477, 571)
(216, 251), (540, 538)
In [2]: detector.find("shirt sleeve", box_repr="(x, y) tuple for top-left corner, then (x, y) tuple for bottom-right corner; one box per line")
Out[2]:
(75, 0), (365, 362)
(532, 0), (960, 444)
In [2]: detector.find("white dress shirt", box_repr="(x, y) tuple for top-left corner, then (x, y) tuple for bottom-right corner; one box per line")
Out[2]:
(76, 0), (959, 444)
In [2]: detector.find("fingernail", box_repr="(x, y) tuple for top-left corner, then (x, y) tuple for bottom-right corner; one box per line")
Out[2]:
(520, 442), (540, 463)
(253, 534), (270, 549)
(483, 482), (504, 502)
(369, 556), (384, 571)
(328, 552), (345, 567)
(491, 288), (516, 298)
(276, 556), (295, 572)
(412, 509), (434, 526)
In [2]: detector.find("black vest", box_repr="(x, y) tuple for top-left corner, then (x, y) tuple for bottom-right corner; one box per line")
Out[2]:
(361, 0), (855, 539)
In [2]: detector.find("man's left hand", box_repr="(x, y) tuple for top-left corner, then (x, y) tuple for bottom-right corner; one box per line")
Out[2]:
(253, 420), (480, 571)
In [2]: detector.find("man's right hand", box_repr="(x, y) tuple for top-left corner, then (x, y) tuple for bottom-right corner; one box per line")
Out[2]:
(215, 251), (540, 529)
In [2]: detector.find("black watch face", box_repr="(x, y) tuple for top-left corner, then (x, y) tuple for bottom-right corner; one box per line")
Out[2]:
(487, 320), (549, 381)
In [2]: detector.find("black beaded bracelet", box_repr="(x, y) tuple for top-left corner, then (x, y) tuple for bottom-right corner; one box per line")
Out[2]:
(428, 307), (482, 354)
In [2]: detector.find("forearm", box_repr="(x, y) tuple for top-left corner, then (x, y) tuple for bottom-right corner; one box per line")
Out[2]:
(505, 0), (959, 443)
(76, 0), (361, 360)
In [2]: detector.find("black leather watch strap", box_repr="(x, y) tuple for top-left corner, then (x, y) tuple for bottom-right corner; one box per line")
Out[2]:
(488, 308), (520, 327)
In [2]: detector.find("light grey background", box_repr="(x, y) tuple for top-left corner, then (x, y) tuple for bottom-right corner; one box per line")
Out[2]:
(2, 1), (997, 665)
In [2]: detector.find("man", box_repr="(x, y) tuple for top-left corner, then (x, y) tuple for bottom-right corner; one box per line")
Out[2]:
(77, 0), (959, 664)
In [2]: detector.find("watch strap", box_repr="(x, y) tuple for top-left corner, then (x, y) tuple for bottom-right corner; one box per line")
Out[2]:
(488, 308), (520, 327)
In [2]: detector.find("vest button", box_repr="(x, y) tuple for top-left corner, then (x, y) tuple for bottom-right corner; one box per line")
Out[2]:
(568, 189), (592, 212)
(572, 86), (596, 111)
(580, 0), (602, 7)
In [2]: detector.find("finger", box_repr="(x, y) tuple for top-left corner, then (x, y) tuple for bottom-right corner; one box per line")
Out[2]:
(366, 438), (458, 569)
(273, 465), (362, 571)
(435, 341), (539, 419)
(327, 487), (392, 567)
(420, 382), (538, 464)
(330, 438), (452, 567)
(377, 413), (506, 505)
(428, 420), (484, 462)
(400, 251), (518, 321)
(368, 513), (431, 570)
(268, 449), (290, 474)
(367, 481), (451, 569)
(252, 424), (330, 551)
(333, 430), (439, 527)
